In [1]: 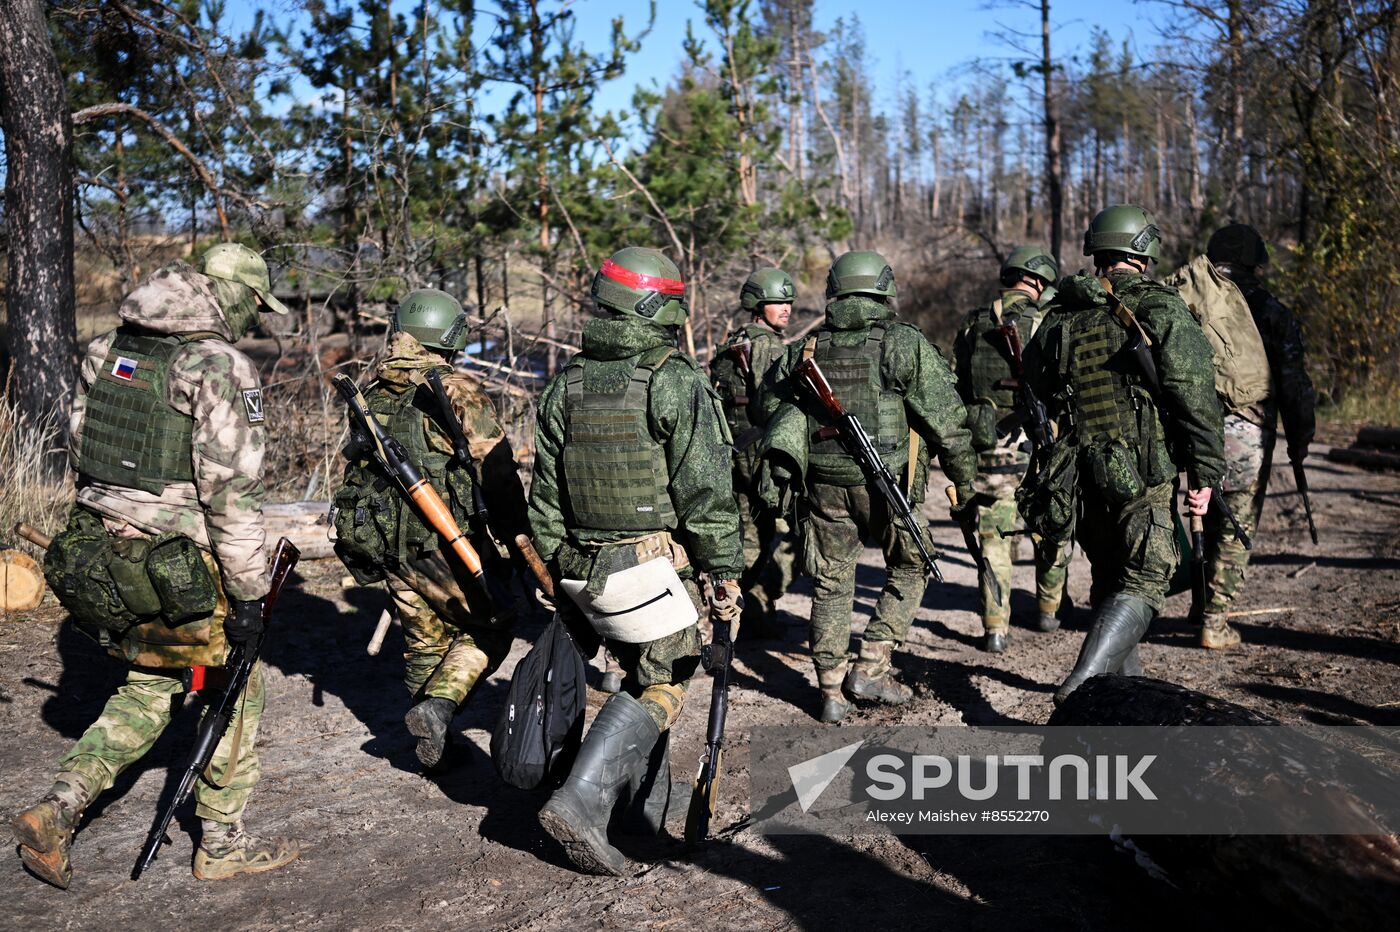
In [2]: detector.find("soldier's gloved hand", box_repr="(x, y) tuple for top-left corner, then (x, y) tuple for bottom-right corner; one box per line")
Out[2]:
(710, 580), (743, 624)
(948, 489), (978, 526)
(224, 599), (265, 646)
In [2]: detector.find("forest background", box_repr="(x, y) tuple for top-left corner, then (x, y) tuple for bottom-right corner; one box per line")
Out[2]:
(1, 0), (1398, 515)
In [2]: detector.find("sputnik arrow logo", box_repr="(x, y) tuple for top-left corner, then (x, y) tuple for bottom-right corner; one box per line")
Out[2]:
(788, 740), (864, 813)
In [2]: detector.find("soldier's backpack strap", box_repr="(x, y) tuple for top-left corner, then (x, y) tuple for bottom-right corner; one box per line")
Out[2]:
(1097, 276), (1154, 348)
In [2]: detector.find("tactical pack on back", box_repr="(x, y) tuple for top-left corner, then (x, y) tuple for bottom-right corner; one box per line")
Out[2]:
(1163, 255), (1271, 412)
(490, 615), (586, 790)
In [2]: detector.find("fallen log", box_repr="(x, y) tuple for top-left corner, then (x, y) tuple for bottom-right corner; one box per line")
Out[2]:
(1328, 446), (1400, 471)
(263, 501), (334, 560)
(1048, 676), (1400, 931)
(1356, 426), (1400, 450)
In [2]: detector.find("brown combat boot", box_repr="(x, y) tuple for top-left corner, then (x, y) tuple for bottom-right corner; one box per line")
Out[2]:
(12, 777), (89, 889)
(193, 820), (300, 880)
(1199, 613), (1241, 650)
(844, 641), (912, 705)
(817, 664), (852, 724)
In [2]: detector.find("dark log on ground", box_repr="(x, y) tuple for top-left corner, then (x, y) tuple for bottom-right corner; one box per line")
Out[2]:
(1328, 446), (1400, 471)
(1049, 676), (1400, 932)
(1356, 427), (1400, 450)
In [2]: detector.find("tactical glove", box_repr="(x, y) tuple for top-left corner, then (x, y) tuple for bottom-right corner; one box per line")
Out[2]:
(948, 489), (979, 526)
(224, 599), (265, 646)
(710, 580), (744, 624)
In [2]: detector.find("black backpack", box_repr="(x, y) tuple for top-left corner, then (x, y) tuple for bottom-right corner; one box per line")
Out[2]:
(491, 615), (586, 789)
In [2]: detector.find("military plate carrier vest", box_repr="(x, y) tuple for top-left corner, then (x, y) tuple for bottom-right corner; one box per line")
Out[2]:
(804, 323), (910, 486)
(334, 372), (476, 579)
(77, 327), (200, 493)
(712, 322), (771, 438)
(964, 296), (1036, 414)
(1052, 280), (1174, 492)
(562, 346), (679, 533)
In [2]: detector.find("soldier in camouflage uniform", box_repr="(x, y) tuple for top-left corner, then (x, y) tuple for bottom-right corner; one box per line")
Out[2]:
(759, 250), (977, 723)
(711, 268), (799, 639)
(529, 247), (743, 876)
(331, 289), (529, 770)
(1022, 207), (1225, 703)
(1194, 224), (1317, 649)
(952, 246), (1071, 652)
(12, 245), (298, 887)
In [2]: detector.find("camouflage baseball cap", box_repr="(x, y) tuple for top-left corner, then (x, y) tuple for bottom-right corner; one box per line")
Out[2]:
(200, 243), (289, 315)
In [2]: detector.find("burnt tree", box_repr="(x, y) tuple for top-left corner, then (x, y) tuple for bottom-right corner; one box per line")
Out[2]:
(0, 0), (78, 436)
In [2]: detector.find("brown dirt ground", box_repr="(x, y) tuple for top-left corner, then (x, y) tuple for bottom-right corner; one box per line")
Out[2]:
(3, 443), (1399, 931)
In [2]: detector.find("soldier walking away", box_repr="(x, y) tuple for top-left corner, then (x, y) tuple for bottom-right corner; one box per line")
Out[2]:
(12, 244), (299, 887)
(1194, 224), (1317, 649)
(952, 246), (1072, 652)
(528, 247), (743, 875)
(759, 250), (977, 723)
(711, 268), (800, 639)
(1021, 207), (1225, 704)
(332, 289), (529, 771)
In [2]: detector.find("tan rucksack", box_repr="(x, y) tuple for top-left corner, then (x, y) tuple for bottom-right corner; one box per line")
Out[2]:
(1163, 254), (1271, 412)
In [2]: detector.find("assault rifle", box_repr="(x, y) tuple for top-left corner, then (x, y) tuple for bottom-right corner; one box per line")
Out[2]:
(1291, 456), (1319, 545)
(333, 374), (496, 613)
(1101, 283), (1252, 551)
(795, 358), (942, 582)
(685, 589), (734, 846)
(424, 367), (494, 540)
(133, 537), (299, 879)
(994, 322), (1054, 451)
(724, 339), (765, 452)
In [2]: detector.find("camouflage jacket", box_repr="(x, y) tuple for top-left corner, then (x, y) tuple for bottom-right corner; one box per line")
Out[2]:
(69, 263), (270, 601)
(1237, 279), (1316, 455)
(369, 332), (530, 547)
(528, 315), (743, 580)
(758, 295), (977, 502)
(1026, 270), (1225, 488)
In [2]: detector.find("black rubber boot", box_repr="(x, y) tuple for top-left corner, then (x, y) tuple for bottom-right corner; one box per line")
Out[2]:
(539, 693), (660, 876)
(1053, 594), (1154, 705)
(404, 696), (456, 770)
(1036, 612), (1061, 632)
(1118, 644), (1143, 677)
(619, 731), (671, 835)
(983, 629), (1011, 653)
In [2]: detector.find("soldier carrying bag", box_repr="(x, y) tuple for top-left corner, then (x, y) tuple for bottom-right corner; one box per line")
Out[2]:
(1163, 254), (1272, 413)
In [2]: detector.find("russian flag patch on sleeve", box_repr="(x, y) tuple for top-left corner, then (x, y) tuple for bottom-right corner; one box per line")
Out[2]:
(111, 356), (138, 380)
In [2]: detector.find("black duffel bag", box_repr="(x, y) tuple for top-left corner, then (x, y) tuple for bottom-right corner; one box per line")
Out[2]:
(490, 615), (586, 790)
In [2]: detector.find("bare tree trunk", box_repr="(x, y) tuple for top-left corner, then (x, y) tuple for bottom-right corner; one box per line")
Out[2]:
(1185, 87), (1203, 210)
(1041, 0), (1063, 263)
(1226, 0), (1246, 213)
(0, 0), (78, 442)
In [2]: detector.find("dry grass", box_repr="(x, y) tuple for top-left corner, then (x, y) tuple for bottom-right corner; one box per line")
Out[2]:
(0, 394), (74, 559)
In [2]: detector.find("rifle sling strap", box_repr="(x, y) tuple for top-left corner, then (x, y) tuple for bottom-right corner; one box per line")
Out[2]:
(201, 665), (253, 789)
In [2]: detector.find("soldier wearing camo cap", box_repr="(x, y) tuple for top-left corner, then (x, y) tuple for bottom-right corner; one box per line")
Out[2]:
(12, 243), (298, 887)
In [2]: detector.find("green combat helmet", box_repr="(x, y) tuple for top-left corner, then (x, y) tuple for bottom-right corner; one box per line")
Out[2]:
(394, 288), (470, 353)
(826, 250), (897, 300)
(1001, 245), (1059, 286)
(1083, 205), (1163, 264)
(200, 243), (290, 315)
(740, 267), (796, 311)
(1207, 223), (1269, 268)
(590, 246), (688, 326)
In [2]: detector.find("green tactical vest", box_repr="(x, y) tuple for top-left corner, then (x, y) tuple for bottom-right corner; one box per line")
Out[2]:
(964, 296), (1036, 413)
(562, 347), (679, 533)
(333, 372), (476, 578)
(76, 328), (199, 494)
(1054, 286), (1173, 489)
(804, 323), (910, 486)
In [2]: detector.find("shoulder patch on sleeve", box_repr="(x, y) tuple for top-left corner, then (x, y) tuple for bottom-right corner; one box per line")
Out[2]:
(241, 388), (265, 425)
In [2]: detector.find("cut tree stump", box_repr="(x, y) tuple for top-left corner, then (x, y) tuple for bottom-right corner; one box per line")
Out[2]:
(1049, 676), (1400, 932)
(1, 549), (45, 611)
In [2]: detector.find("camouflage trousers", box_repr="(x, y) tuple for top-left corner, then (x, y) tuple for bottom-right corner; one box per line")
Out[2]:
(976, 494), (1070, 632)
(801, 481), (929, 673)
(390, 581), (512, 706)
(736, 483), (798, 612)
(55, 665), (264, 824)
(1203, 414), (1273, 616)
(1077, 479), (1180, 613)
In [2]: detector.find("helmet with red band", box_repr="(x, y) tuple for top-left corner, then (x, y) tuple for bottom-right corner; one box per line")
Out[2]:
(590, 246), (689, 325)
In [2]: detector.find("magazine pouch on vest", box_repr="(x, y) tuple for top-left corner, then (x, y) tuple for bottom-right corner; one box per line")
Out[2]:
(1015, 439), (1078, 544)
(76, 328), (198, 494)
(805, 324), (909, 485)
